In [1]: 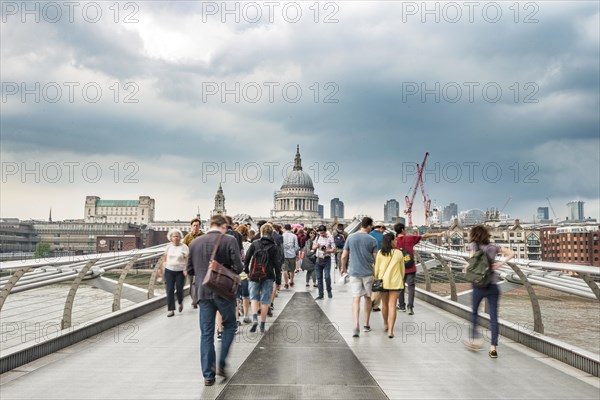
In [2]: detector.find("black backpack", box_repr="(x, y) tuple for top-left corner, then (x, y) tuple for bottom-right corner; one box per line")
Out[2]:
(249, 242), (274, 282)
(397, 237), (415, 269)
(465, 245), (492, 288)
(400, 249), (415, 270)
(334, 233), (346, 249)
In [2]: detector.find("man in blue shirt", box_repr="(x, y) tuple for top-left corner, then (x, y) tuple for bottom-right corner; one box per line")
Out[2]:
(369, 222), (386, 250)
(340, 217), (378, 338)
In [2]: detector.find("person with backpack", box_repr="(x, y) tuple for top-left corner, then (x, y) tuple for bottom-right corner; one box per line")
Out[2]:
(296, 228), (307, 273)
(394, 223), (444, 315)
(464, 225), (514, 358)
(244, 223), (283, 333)
(333, 224), (347, 270)
(303, 229), (318, 288)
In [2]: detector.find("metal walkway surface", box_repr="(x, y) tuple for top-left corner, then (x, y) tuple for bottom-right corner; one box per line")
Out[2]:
(217, 292), (387, 400)
(1, 274), (599, 400)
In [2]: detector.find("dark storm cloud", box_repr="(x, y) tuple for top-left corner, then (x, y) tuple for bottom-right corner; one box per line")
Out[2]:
(1, 1), (598, 220)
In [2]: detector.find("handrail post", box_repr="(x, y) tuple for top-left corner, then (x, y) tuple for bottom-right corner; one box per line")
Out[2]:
(61, 260), (99, 329)
(112, 255), (141, 312)
(505, 263), (545, 334)
(434, 254), (457, 301)
(415, 252), (431, 292)
(147, 257), (163, 299)
(0, 267), (33, 312)
(575, 272), (600, 301)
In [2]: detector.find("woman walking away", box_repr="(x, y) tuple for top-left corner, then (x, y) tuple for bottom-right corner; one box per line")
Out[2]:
(374, 233), (405, 338)
(303, 229), (317, 287)
(465, 225), (514, 358)
(158, 229), (189, 317)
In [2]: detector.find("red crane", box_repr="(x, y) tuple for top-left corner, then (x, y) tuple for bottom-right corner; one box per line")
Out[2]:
(404, 152), (432, 227)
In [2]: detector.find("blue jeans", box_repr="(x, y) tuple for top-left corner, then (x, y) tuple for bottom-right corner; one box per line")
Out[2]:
(164, 269), (185, 311)
(398, 273), (416, 308)
(315, 257), (332, 297)
(199, 297), (237, 379)
(470, 284), (500, 346)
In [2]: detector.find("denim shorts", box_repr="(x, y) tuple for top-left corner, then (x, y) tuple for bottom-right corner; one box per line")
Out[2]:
(237, 279), (250, 299)
(248, 279), (274, 304)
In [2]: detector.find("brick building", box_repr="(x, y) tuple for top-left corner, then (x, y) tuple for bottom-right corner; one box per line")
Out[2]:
(541, 225), (600, 267)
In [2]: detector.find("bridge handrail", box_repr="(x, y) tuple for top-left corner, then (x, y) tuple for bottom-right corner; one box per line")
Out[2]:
(0, 244), (167, 271)
(412, 241), (600, 337)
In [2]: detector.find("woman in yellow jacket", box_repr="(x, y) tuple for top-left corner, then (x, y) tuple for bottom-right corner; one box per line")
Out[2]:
(374, 232), (405, 338)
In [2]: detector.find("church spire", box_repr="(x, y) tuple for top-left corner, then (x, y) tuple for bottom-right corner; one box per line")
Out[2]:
(293, 144), (302, 171)
(211, 183), (226, 216)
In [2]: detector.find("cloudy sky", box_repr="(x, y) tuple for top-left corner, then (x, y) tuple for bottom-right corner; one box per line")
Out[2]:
(1, 1), (598, 224)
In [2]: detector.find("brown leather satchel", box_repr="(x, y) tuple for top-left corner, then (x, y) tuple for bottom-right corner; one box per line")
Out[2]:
(202, 233), (241, 300)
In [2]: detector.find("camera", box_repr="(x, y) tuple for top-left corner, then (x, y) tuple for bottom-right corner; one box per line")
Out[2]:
(320, 245), (327, 251)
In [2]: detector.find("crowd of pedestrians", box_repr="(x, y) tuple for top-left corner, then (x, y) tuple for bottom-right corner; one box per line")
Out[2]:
(159, 214), (512, 385)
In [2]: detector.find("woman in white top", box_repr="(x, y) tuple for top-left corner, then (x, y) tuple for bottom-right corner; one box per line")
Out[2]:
(158, 229), (189, 317)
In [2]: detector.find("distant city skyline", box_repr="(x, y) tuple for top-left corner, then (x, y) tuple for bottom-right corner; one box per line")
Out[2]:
(4, 193), (595, 227)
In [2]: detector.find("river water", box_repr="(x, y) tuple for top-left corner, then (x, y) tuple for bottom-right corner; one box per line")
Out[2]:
(418, 282), (600, 354)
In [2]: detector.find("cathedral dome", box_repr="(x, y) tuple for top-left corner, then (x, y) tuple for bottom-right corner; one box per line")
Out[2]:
(281, 170), (314, 190)
(273, 145), (319, 220)
(280, 145), (314, 190)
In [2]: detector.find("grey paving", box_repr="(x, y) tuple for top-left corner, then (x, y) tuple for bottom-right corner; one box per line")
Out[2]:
(217, 292), (387, 399)
(0, 270), (598, 400)
(315, 272), (600, 399)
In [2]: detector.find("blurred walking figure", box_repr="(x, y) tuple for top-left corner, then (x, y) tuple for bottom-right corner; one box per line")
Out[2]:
(186, 215), (244, 386)
(465, 225), (514, 358)
(394, 223), (444, 315)
(183, 218), (203, 308)
(158, 228), (189, 317)
(340, 217), (378, 337)
(237, 224), (251, 325)
(244, 223), (283, 333)
(333, 224), (348, 270)
(374, 233), (405, 338)
(370, 222), (386, 312)
(303, 229), (317, 288)
(313, 225), (336, 299)
(282, 224), (300, 288)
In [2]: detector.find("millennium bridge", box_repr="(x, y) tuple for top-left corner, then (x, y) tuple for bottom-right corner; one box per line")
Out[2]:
(0, 219), (598, 399)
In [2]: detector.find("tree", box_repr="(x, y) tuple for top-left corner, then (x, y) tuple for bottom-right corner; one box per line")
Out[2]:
(34, 242), (51, 259)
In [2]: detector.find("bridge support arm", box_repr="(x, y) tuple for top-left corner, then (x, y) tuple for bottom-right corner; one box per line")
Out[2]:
(147, 258), (163, 299)
(575, 272), (600, 301)
(415, 252), (431, 292)
(0, 267), (33, 312)
(112, 255), (141, 312)
(506, 263), (545, 334)
(61, 260), (98, 329)
(434, 254), (457, 301)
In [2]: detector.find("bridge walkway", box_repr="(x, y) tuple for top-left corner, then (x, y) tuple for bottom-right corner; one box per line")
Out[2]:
(1, 275), (598, 399)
